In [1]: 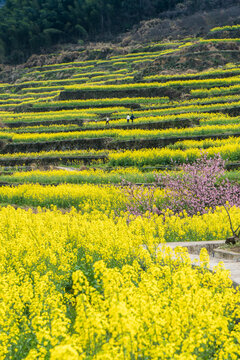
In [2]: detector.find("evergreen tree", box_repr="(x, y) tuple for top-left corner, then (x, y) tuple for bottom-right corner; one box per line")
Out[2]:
(0, 0), (238, 63)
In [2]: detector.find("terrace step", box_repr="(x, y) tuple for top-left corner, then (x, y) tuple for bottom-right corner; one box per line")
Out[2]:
(138, 162), (240, 171)
(108, 132), (240, 150)
(58, 87), (182, 101)
(79, 118), (200, 132)
(143, 70), (240, 83)
(5, 118), (84, 128)
(2, 138), (111, 154)
(214, 248), (240, 261)
(4, 118), (200, 133)
(17, 103), (240, 115)
(148, 49), (240, 72)
(2, 131), (240, 154)
(0, 155), (108, 167)
(16, 103), (141, 112)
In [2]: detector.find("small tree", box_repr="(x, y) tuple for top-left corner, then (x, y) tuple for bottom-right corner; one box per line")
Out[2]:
(122, 155), (240, 217)
(155, 154), (240, 216)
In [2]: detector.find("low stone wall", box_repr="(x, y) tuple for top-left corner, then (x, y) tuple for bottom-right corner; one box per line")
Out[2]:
(58, 87), (182, 101)
(81, 118), (200, 132)
(5, 119), (84, 128)
(27, 102), (141, 112)
(108, 132), (240, 150)
(1, 131), (240, 154)
(2, 138), (110, 154)
(0, 155), (107, 166)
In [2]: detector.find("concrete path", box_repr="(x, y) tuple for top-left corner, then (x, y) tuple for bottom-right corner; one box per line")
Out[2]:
(162, 240), (240, 286)
(55, 166), (77, 172)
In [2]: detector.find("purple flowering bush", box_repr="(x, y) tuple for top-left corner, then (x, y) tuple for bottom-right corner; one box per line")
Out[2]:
(121, 180), (162, 217)
(123, 155), (240, 217)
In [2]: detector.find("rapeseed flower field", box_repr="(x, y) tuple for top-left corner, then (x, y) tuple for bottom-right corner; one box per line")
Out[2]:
(0, 25), (240, 359)
(0, 206), (239, 359)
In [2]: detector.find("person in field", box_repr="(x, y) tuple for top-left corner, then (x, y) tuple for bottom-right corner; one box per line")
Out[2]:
(127, 114), (130, 123)
(130, 113), (135, 123)
(106, 116), (110, 125)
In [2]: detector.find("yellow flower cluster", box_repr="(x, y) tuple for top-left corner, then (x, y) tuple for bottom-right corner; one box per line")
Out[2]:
(0, 141), (239, 166)
(4, 121), (240, 143)
(0, 168), (156, 185)
(108, 143), (240, 166)
(0, 183), (126, 211)
(1, 36), (240, 360)
(63, 75), (240, 91)
(33, 96), (168, 110)
(0, 205), (239, 359)
(200, 38), (240, 43)
(0, 148), (106, 160)
(0, 107), (127, 124)
(144, 66), (240, 81)
(191, 84), (240, 97)
(32, 96), (240, 118)
(0, 183), (239, 240)
(211, 24), (240, 32)
(168, 136), (240, 150)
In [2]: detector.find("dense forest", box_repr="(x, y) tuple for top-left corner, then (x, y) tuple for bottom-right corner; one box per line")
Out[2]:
(0, 0), (239, 63)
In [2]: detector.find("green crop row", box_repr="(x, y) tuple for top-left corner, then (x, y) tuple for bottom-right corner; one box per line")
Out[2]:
(28, 59), (98, 72)
(2, 164), (238, 186)
(199, 38), (240, 43)
(13, 69), (240, 93)
(0, 141), (239, 168)
(210, 25), (240, 32)
(4, 65), (240, 95)
(150, 94), (240, 109)
(79, 112), (236, 130)
(167, 136), (240, 150)
(144, 66), (240, 82)
(0, 148), (107, 160)
(108, 143), (240, 166)
(52, 76), (240, 96)
(0, 106), (128, 124)
(3, 122), (240, 143)
(13, 76), (92, 89)
(2, 124), (81, 134)
(0, 107), (235, 128)
(32, 96), (169, 109)
(0, 168), (157, 185)
(190, 84), (240, 97)
(32, 97), (240, 116)
(27, 65), (95, 76)
(4, 111), (236, 133)
(19, 86), (65, 93)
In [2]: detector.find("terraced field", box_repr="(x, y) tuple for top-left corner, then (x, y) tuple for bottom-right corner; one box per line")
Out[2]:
(1, 25), (240, 359)
(0, 33), (240, 178)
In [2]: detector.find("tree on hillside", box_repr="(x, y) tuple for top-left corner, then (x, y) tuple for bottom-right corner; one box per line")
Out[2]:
(0, 0), (239, 63)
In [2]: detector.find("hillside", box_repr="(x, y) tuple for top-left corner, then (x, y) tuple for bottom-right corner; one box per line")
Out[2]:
(0, 0), (240, 63)
(0, 17), (240, 359)
(121, 5), (240, 44)
(0, 24), (240, 168)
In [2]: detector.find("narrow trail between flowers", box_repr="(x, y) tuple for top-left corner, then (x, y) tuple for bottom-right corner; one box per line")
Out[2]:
(163, 240), (240, 286)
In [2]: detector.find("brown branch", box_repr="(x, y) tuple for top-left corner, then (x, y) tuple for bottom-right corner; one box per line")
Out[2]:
(223, 204), (238, 238)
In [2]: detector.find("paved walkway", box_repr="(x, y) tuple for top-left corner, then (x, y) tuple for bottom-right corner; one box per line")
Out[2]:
(55, 166), (77, 171)
(162, 240), (240, 286)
